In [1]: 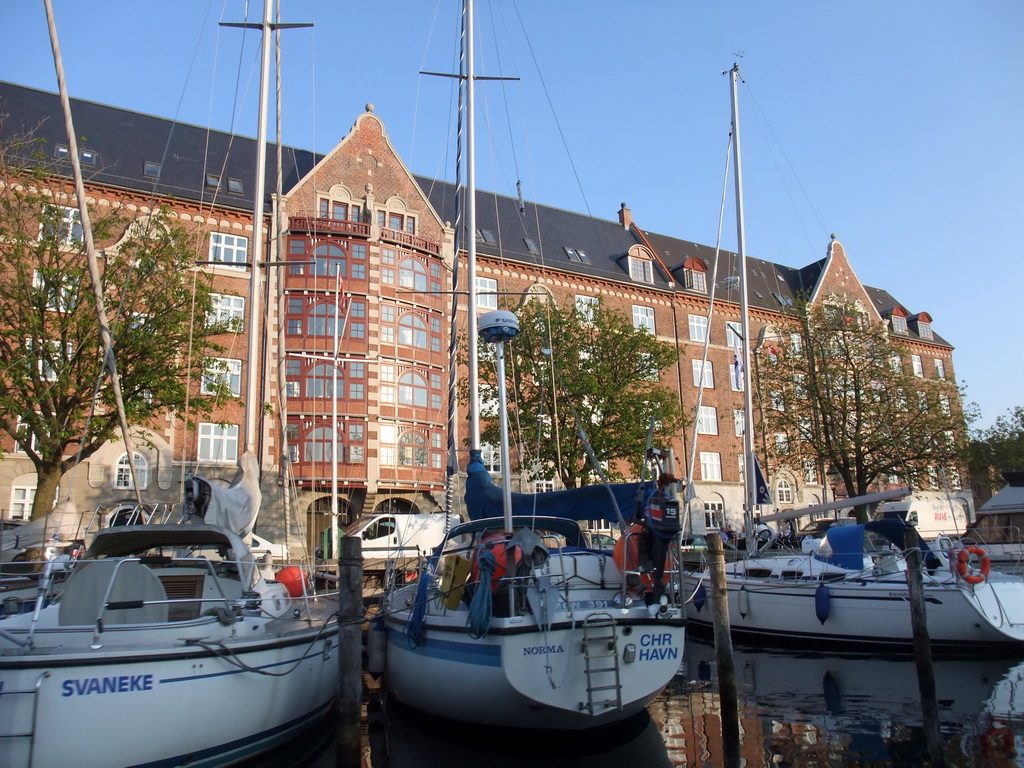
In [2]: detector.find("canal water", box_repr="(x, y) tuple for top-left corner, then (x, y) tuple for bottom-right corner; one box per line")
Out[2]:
(246, 635), (1024, 767)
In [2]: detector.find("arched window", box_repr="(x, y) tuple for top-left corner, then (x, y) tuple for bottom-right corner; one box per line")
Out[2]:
(776, 478), (793, 504)
(312, 242), (346, 277)
(398, 431), (428, 466)
(114, 452), (148, 490)
(307, 303), (339, 336)
(398, 258), (428, 291)
(306, 364), (341, 398)
(398, 314), (428, 348)
(304, 426), (341, 462)
(398, 372), (428, 407)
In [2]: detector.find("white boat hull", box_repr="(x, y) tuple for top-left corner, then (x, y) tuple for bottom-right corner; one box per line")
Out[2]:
(382, 536), (686, 731)
(683, 570), (1024, 651)
(0, 609), (338, 768)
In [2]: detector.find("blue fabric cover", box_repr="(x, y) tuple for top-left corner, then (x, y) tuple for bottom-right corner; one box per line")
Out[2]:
(464, 450), (650, 523)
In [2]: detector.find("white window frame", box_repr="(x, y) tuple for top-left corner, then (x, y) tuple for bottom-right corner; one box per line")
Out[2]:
(688, 314), (709, 342)
(198, 423), (239, 463)
(575, 295), (599, 322)
(911, 355), (924, 377)
(209, 293), (245, 331)
(209, 232), (249, 269)
(476, 276), (498, 310)
(41, 205), (83, 246)
(114, 452), (149, 490)
(891, 315), (908, 334)
(9, 486), (36, 521)
(201, 358), (242, 397)
(725, 321), (742, 349)
(632, 305), (655, 333)
(696, 406), (718, 435)
(628, 256), (653, 283)
(733, 409), (745, 437)
(776, 478), (793, 504)
(934, 359), (946, 379)
(699, 452), (722, 482)
(691, 359), (714, 388)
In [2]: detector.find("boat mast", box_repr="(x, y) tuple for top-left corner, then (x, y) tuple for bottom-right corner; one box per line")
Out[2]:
(729, 63), (758, 541)
(466, 0), (481, 452)
(43, 0), (143, 503)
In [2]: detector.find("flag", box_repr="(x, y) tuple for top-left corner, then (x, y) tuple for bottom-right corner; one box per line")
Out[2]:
(753, 455), (772, 506)
(732, 336), (745, 390)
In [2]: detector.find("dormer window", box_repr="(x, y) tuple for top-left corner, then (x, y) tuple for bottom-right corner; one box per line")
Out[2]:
(918, 321), (933, 340)
(682, 257), (707, 292)
(891, 315), (908, 334)
(628, 255), (653, 283)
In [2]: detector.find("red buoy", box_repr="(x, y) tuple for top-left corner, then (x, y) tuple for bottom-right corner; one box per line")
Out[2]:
(276, 565), (306, 597)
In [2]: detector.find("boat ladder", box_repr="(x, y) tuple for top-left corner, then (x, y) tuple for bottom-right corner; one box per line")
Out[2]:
(580, 613), (622, 714)
(0, 670), (49, 765)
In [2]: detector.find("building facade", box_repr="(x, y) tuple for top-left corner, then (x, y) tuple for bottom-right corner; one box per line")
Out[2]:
(0, 82), (969, 554)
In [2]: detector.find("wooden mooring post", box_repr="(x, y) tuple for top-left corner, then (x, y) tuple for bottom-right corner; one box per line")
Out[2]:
(905, 526), (946, 767)
(336, 535), (363, 767)
(707, 534), (741, 767)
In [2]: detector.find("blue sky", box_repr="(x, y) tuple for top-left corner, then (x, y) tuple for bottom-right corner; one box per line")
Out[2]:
(3, 1), (1022, 430)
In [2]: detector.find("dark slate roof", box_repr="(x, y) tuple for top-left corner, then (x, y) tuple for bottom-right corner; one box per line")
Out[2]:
(0, 81), (319, 213)
(413, 175), (649, 288)
(0, 81), (951, 349)
(864, 286), (951, 347)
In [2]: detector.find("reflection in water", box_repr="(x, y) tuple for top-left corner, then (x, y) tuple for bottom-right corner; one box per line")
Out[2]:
(239, 640), (1024, 767)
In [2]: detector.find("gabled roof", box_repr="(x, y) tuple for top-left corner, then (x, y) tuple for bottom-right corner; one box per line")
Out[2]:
(0, 80), (952, 349)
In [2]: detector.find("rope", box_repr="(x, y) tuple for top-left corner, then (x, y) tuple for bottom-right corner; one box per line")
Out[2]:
(467, 550), (496, 638)
(186, 612), (337, 677)
(403, 556), (437, 649)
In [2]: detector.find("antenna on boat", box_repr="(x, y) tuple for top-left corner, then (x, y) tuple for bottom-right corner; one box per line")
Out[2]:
(479, 310), (519, 533)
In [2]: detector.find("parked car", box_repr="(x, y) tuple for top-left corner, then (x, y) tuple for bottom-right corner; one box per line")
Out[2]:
(585, 532), (616, 550)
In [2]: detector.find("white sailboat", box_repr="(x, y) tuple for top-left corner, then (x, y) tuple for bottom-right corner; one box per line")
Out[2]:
(0, 3), (338, 766)
(377, 0), (686, 730)
(680, 65), (1024, 653)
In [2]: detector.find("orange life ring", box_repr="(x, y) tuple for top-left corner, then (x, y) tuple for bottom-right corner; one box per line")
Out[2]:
(956, 545), (990, 584)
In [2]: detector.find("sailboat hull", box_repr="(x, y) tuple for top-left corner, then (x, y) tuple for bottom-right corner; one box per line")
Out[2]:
(682, 562), (1024, 651)
(383, 548), (686, 732)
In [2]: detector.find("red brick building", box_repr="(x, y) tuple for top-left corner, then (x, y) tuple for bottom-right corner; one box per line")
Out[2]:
(0, 82), (968, 554)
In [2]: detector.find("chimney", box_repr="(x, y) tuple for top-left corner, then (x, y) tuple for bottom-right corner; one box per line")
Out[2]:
(618, 202), (632, 230)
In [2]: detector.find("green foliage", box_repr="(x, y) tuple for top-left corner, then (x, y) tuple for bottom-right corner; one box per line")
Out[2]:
(969, 406), (1024, 498)
(473, 297), (686, 489)
(755, 295), (967, 507)
(0, 128), (229, 516)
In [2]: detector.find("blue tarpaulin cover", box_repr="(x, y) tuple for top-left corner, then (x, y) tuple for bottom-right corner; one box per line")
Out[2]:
(464, 450), (651, 524)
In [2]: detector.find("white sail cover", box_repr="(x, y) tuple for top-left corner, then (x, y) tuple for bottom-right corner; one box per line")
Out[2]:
(0, 497), (82, 558)
(185, 452), (261, 540)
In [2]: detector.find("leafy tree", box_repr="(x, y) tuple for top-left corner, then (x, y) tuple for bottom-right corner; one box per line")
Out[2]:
(754, 295), (967, 520)
(0, 128), (230, 518)
(969, 406), (1024, 500)
(474, 297), (686, 490)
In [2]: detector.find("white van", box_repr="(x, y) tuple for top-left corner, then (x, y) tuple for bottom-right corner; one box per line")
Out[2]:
(874, 495), (971, 540)
(343, 512), (461, 562)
